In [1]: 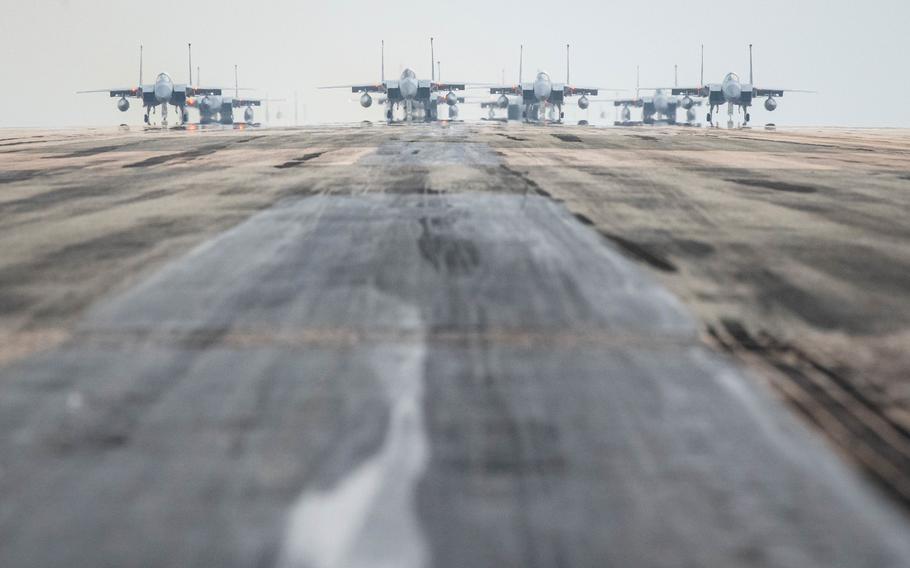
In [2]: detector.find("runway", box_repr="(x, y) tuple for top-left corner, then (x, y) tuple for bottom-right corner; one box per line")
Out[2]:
(1, 124), (909, 566)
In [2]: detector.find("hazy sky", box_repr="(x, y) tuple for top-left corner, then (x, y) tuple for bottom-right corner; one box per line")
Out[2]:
(1, 0), (908, 127)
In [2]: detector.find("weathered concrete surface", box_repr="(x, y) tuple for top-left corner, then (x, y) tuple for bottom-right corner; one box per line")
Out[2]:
(1, 124), (909, 567)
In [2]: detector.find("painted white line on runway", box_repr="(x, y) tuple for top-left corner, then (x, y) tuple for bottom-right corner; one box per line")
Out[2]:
(277, 320), (430, 568)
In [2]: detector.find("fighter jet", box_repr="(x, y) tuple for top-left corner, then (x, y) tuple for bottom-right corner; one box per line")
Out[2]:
(613, 66), (699, 125)
(672, 45), (813, 127)
(189, 65), (264, 126)
(322, 39), (466, 122)
(78, 45), (222, 127)
(487, 45), (604, 123)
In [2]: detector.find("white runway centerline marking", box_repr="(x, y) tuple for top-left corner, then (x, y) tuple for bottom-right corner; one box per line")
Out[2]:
(277, 334), (430, 568)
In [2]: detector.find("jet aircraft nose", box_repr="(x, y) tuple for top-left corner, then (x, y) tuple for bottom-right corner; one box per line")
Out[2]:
(154, 73), (174, 102)
(533, 72), (552, 101)
(723, 80), (742, 101)
(400, 77), (418, 100)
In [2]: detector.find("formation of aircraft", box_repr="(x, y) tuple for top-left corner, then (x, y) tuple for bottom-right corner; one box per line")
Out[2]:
(79, 41), (811, 128)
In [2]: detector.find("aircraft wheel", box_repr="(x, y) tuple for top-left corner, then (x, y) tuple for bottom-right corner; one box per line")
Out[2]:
(706, 113), (712, 123)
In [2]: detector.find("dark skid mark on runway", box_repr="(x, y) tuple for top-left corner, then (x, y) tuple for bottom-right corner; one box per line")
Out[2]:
(418, 216), (481, 275)
(124, 147), (222, 168)
(0, 135), (47, 143)
(708, 319), (910, 506)
(674, 239), (716, 258)
(749, 268), (848, 330)
(123, 139), (250, 168)
(0, 139), (47, 148)
(117, 189), (172, 205)
(0, 170), (38, 184)
(274, 152), (325, 169)
(552, 133), (583, 143)
(597, 231), (678, 273)
(726, 178), (818, 194)
(0, 291), (34, 316)
(232, 136), (264, 144)
(496, 133), (528, 142)
(46, 145), (125, 159)
(0, 185), (117, 215)
(573, 213), (595, 226)
(0, 220), (199, 319)
(498, 164), (551, 197)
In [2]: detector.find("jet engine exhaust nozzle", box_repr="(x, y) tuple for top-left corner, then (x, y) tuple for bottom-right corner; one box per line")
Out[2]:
(578, 96), (589, 110)
(681, 96), (694, 110)
(445, 92), (458, 106)
(360, 93), (373, 108)
(497, 95), (509, 109)
(117, 97), (130, 112)
(244, 107), (255, 124)
(764, 97), (778, 112)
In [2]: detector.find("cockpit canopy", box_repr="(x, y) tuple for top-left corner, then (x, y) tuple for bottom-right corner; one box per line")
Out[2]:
(156, 72), (173, 84)
(536, 71), (551, 83)
(723, 72), (740, 84)
(400, 68), (417, 80)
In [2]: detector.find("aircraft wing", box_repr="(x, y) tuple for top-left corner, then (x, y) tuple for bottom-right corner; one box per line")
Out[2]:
(753, 88), (815, 97)
(670, 86), (707, 96)
(487, 84), (523, 95)
(431, 82), (466, 91)
(564, 86), (600, 96)
(609, 98), (644, 107)
(232, 98), (263, 108)
(320, 84), (387, 93)
(76, 88), (141, 98)
(189, 87), (223, 96)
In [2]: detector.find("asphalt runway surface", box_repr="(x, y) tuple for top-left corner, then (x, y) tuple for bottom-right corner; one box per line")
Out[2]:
(1, 124), (909, 567)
